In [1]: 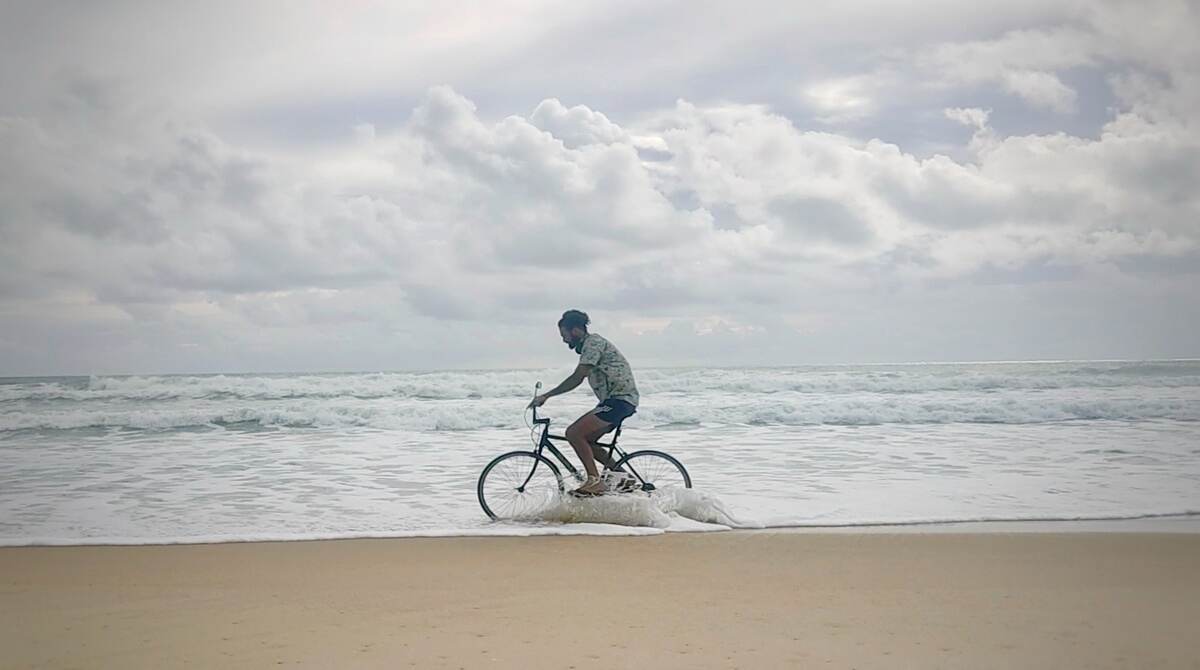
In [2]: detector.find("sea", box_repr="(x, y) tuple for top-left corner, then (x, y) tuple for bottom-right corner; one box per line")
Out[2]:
(2, 360), (1199, 545)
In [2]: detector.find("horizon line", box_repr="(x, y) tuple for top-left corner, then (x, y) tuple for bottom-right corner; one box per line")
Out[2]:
(3, 357), (1199, 380)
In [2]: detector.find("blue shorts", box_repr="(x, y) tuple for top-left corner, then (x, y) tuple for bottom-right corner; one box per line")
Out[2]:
(591, 399), (637, 429)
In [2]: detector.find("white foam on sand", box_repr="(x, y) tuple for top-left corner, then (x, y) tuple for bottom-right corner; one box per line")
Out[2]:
(0, 489), (761, 546)
(522, 487), (760, 532)
(0, 524), (667, 546)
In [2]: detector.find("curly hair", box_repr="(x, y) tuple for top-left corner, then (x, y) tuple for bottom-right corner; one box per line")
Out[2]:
(557, 309), (590, 331)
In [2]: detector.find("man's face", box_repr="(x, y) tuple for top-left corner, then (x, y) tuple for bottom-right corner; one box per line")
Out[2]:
(560, 326), (584, 351)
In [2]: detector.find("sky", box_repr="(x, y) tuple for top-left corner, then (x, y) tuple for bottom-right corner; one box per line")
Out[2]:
(1, 0), (1198, 375)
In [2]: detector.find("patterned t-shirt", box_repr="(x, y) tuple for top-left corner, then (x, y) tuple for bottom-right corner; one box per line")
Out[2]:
(578, 333), (639, 406)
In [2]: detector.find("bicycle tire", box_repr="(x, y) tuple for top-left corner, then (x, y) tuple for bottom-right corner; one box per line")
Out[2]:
(612, 450), (691, 492)
(477, 451), (564, 520)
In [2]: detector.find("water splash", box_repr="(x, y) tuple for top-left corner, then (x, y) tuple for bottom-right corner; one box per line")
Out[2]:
(522, 487), (761, 530)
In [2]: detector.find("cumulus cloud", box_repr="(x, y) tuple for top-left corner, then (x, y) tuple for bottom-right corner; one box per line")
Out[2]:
(529, 98), (626, 148)
(944, 107), (990, 129)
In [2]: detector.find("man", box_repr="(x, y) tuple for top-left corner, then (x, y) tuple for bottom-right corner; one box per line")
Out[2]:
(529, 310), (639, 496)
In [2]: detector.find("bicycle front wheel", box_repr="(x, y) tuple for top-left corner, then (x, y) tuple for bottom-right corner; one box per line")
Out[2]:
(613, 450), (691, 492)
(477, 451), (564, 520)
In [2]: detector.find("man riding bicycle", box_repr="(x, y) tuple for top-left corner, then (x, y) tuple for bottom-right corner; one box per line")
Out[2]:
(529, 310), (639, 496)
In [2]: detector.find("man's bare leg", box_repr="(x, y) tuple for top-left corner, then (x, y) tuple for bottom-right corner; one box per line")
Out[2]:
(590, 442), (618, 470)
(585, 426), (621, 471)
(565, 414), (613, 483)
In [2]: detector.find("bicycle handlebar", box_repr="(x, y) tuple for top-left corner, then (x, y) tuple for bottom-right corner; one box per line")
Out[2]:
(529, 381), (549, 424)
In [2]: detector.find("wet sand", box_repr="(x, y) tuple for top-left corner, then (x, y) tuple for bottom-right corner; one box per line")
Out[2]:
(3, 532), (1198, 669)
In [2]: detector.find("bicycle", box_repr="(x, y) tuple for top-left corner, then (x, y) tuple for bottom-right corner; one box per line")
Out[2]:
(477, 382), (692, 520)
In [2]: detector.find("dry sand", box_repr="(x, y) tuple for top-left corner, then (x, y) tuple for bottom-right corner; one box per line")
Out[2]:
(3, 532), (1198, 669)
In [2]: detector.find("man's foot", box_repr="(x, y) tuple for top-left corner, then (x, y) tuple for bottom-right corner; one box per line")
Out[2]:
(570, 475), (606, 497)
(602, 470), (639, 494)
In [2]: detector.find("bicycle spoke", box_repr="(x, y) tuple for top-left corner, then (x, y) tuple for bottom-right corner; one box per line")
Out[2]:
(619, 451), (689, 491)
(479, 452), (562, 520)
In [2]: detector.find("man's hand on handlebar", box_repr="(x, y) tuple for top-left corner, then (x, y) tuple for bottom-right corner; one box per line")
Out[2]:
(528, 394), (548, 409)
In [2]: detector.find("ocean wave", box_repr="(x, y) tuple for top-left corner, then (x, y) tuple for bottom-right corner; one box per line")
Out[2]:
(0, 401), (522, 432)
(633, 394), (1200, 427)
(636, 364), (1200, 395)
(0, 371), (552, 403)
(2, 390), (1196, 432)
(2, 361), (1198, 405)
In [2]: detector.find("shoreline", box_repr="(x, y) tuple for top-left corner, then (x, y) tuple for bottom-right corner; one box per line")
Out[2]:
(772, 512), (1200, 534)
(5, 513), (1199, 548)
(4, 531), (1198, 668)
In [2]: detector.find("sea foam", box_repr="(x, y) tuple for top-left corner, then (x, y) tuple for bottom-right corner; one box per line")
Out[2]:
(4, 360), (1199, 431)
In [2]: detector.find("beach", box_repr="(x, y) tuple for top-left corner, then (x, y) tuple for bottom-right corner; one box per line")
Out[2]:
(4, 364), (1199, 667)
(4, 531), (1199, 669)
(5, 0), (1198, 665)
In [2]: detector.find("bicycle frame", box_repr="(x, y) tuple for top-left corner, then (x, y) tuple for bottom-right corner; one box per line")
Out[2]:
(536, 424), (627, 479)
(522, 385), (634, 490)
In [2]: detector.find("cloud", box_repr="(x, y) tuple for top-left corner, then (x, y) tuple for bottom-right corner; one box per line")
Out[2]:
(7, 80), (1197, 271)
(529, 98), (626, 149)
(1, 2), (1198, 373)
(803, 75), (883, 123)
(944, 107), (990, 129)
(1001, 70), (1078, 113)
(919, 25), (1097, 84)
(906, 1), (1200, 119)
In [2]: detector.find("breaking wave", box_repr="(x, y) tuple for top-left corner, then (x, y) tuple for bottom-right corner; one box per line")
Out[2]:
(2, 391), (1196, 432)
(522, 487), (760, 530)
(3, 360), (1198, 403)
(2, 360), (1197, 432)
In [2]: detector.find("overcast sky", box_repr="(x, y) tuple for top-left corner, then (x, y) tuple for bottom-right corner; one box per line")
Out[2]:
(1, 0), (1197, 375)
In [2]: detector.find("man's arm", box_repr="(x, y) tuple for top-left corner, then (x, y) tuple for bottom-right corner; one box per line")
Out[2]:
(531, 364), (592, 406)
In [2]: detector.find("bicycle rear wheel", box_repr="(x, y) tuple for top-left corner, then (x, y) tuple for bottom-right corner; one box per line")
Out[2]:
(612, 450), (691, 492)
(477, 451), (564, 520)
